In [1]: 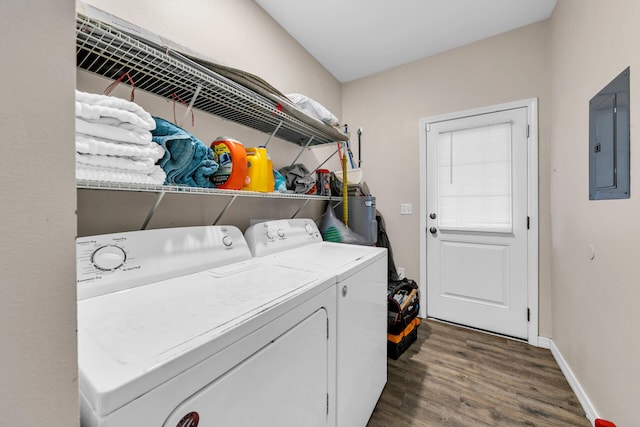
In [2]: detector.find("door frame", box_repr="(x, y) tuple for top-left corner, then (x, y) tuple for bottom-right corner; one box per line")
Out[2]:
(419, 98), (539, 346)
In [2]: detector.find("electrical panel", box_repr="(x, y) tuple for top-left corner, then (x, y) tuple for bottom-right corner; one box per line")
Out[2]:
(589, 67), (630, 200)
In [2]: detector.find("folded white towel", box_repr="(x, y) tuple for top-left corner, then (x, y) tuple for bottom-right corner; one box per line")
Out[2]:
(76, 117), (152, 146)
(76, 152), (158, 173)
(76, 134), (165, 160)
(76, 101), (156, 132)
(79, 117), (144, 132)
(76, 165), (166, 185)
(75, 90), (155, 130)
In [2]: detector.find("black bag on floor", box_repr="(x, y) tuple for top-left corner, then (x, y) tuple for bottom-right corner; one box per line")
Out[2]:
(375, 210), (400, 284)
(387, 278), (420, 359)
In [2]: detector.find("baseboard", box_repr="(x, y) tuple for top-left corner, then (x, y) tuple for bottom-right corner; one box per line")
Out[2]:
(549, 339), (598, 426)
(537, 336), (551, 349)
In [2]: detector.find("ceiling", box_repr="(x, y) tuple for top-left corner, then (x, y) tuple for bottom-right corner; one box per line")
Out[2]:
(255, 0), (557, 83)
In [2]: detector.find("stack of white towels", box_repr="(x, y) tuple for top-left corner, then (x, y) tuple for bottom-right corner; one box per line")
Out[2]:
(75, 90), (167, 185)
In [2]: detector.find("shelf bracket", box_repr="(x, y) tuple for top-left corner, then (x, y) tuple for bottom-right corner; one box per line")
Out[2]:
(178, 84), (202, 127)
(264, 121), (283, 148)
(212, 194), (238, 225)
(291, 198), (312, 219)
(314, 148), (340, 172)
(290, 136), (314, 167)
(141, 191), (166, 230)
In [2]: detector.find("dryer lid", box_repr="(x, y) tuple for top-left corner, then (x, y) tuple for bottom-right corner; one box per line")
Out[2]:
(78, 260), (329, 417)
(272, 242), (386, 281)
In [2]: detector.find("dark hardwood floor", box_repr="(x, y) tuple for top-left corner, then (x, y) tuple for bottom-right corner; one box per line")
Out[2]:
(367, 319), (590, 427)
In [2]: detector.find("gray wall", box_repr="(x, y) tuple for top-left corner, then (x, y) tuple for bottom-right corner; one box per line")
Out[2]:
(549, 0), (640, 424)
(0, 1), (78, 425)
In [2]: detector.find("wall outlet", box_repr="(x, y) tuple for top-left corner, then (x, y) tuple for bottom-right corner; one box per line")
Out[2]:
(397, 267), (405, 279)
(400, 203), (413, 215)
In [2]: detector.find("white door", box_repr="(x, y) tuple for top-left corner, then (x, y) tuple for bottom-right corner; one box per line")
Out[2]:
(426, 107), (529, 339)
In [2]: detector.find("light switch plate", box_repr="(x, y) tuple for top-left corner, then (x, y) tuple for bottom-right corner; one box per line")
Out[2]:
(400, 203), (412, 215)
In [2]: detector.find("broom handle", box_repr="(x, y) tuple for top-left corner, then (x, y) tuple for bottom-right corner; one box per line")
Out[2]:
(342, 143), (348, 226)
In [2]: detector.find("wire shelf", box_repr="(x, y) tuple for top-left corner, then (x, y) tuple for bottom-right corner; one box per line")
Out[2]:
(76, 180), (332, 201)
(76, 13), (346, 146)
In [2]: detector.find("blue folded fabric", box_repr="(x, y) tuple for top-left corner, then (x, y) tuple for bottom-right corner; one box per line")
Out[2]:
(151, 117), (218, 188)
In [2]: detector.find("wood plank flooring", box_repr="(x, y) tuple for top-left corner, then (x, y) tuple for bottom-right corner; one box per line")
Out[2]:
(367, 319), (590, 427)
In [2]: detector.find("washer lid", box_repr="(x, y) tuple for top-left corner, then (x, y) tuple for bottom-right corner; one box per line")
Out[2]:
(272, 242), (387, 281)
(78, 260), (329, 417)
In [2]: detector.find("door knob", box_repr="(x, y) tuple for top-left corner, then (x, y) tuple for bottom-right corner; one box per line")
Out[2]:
(429, 213), (436, 219)
(429, 227), (437, 234)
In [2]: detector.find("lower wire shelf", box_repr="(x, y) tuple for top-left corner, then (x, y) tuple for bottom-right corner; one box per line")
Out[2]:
(76, 179), (331, 201)
(77, 179), (330, 229)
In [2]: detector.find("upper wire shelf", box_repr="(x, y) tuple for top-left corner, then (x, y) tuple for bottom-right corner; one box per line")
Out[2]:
(75, 13), (346, 147)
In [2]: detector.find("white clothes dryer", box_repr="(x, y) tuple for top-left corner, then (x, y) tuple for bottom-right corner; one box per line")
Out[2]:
(245, 219), (388, 427)
(76, 225), (336, 427)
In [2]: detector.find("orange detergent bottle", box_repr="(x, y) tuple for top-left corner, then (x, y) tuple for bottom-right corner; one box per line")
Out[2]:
(210, 137), (247, 190)
(243, 146), (274, 192)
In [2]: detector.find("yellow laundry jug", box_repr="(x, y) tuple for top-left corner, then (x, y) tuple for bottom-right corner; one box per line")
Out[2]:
(243, 147), (274, 192)
(267, 155), (275, 192)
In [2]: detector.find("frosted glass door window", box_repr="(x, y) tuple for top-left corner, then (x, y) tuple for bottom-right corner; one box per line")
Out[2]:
(437, 123), (512, 232)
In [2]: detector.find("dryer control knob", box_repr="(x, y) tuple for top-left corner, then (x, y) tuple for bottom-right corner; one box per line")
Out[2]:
(222, 236), (233, 247)
(304, 223), (314, 234)
(266, 229), (274, 239)
(277, 229), (285, 238)
(92, 245), (126, 271)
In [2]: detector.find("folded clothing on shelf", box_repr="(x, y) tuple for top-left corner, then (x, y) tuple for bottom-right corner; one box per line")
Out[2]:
(75, 152), (159, 173)
(75, 90), (156, 130)
(76, 117), (152, 146)
(151, 117), (218, 188)
(76, 165), (166, 185)
(75, 133), (165, 159)
(75, 90), (167, 185)
(279, 163), (315, 194)
(286, 93), (339, 126)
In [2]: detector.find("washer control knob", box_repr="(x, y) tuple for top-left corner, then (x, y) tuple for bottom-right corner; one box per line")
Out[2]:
(92, 245), (126, 271)
(277, 229), (285, 238)
(222, 235), (233, 247)
(266, 229), (274, 239)
(304, 223), (314, 234)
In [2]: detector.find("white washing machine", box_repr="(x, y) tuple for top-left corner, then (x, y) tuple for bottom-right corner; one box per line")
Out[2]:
(245, 219), (388, 427)
(76, 225), (337, 427)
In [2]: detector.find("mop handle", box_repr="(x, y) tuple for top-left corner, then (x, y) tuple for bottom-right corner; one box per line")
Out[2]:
(342, 143), (348, 227)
